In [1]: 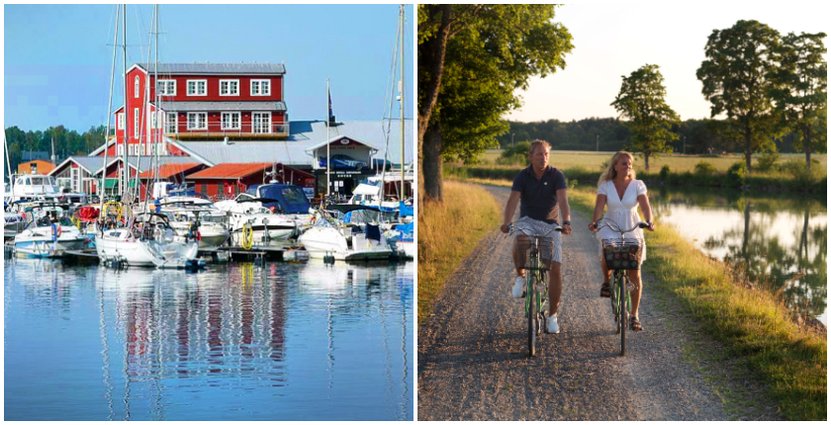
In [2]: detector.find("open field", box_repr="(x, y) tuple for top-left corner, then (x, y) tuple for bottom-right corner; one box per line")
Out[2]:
(475, 149), (827, 174)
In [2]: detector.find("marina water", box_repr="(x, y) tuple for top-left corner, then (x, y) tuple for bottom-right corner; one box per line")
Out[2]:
(4, 259), (413, 420)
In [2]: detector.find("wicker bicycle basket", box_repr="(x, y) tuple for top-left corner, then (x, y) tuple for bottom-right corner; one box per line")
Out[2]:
(602, 239), (643, 270)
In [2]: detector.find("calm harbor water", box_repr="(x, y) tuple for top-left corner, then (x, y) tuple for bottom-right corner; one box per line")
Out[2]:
(651, 189), (826, 325)
(4, 259), (413, 420)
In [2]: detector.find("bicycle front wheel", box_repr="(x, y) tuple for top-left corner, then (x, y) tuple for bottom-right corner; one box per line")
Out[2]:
(619, 274), (627, 356)
(528, 282), (537, 357)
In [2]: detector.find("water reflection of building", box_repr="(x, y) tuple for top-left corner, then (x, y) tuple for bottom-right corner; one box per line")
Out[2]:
(97, 265), (288, 382)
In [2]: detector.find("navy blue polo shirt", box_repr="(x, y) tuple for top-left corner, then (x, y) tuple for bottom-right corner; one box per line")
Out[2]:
(511, 166), (567, 223)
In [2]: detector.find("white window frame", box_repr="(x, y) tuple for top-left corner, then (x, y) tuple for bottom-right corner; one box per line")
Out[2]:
(117, 112), (124, 130)
(157, 79), (176, 96)
(165, 112), (178, 133)
(117, 144), (124, 156)
(251, 79), (271, 96)
(252, 111), (272, 134)
(221, 112), (241, 130)
(220, 79), (240, 96)
(187, 79), (207, 96)
(187, 112), (208, 130)
(133, 108), (140, 138)
(70, 167), (80, 192)
(134, 76), (140, 98)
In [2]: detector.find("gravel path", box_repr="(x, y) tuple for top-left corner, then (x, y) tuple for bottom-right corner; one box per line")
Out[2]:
(417, 185), (780, 420)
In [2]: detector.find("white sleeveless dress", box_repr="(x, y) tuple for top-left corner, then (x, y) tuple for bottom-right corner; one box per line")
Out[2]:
(596, 179), (647, 263)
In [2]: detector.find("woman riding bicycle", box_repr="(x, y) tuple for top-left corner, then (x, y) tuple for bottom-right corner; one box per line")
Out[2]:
(500, 139), (573, 334)
(588, 151), (654, 331)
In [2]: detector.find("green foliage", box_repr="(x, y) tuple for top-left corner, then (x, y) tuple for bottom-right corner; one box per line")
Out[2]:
(418, 4), (575, 163)
(697, 20), (783, 169)
(694, 161), (717, 176)
(4, 125), (108, 176)
(611, 64), (680, 170)
(770, 32), (828, 167)
(727, 161), (748, 187)
(659, 165), (671, 181)
(756, 151), (780, 172)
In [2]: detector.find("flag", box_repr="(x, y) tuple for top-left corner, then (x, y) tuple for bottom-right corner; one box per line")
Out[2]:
(328, 86), (335, 124)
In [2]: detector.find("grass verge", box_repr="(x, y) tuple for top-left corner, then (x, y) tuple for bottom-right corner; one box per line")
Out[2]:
(565, 185), (827, 420)
(418, 180), (501, 323)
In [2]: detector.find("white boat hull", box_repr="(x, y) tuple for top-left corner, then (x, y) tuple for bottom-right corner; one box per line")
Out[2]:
(14, 226), (86, 258)
(298, 226), (394, 261)
(96, 229), (200, 268)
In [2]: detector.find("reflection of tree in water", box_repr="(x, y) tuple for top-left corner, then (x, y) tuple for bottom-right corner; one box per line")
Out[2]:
(721, 202), (827, 320)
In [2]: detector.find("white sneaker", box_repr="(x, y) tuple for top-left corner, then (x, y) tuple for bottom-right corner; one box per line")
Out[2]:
(546, 314), (560, 334)
(511, 276), (525, 298)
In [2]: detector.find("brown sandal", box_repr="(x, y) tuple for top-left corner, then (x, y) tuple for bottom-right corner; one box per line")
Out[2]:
(600, 281), (611, 298)
(630, 316), (643, 331)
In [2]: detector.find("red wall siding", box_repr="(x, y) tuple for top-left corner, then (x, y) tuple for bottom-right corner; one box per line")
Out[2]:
(149, 75), (283, 102)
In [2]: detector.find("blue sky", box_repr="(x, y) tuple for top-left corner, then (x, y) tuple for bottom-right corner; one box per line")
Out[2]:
(3, 4), (414, 132)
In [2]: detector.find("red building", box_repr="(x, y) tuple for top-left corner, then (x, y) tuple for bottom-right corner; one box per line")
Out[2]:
(98, 63), (288, 158)
(185, 162), (313, 200)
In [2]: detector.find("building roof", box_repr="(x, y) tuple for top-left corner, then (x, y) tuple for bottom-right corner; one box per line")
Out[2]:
(187, 162), (274, 179)
(157, 101), (286, 112)
(138, 162), (203, 179)
(54, 155), (203, 176)
(136, 63), (286, 75)
(168, 119), (414, 168)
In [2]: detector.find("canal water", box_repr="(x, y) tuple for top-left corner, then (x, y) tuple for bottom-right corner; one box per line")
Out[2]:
(3, 259), (413, 421)
(650, 188), (826, 325)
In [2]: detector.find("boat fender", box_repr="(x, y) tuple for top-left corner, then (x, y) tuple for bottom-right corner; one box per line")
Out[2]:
(51, 223), (62, 241)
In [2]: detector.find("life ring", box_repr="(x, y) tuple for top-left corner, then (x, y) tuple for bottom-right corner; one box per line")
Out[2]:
(241, 222), (254, 250)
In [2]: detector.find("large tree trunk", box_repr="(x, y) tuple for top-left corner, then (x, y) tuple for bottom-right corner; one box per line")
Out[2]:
(422, 124), (443, 201)
(743, 122), (753, 172)
(803, 125), (812, 172)
(417, 5), (452, 153)
(643, 152), (651, 172)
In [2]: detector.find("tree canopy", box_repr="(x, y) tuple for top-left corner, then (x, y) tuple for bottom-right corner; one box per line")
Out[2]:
(418, 4), (573, 200)
(611, 64), (680, 171)
(697, 20), (782, 171)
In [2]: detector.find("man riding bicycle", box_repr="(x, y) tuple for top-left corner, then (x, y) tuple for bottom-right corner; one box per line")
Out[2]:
(500, 139), (572, 334)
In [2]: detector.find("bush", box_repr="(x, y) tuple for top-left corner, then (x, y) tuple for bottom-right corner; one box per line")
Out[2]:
(756, 151), (779, 172)
(693, 161), (717, 176)
(659, 165), (671, 182)
(726, 161), (748, 187)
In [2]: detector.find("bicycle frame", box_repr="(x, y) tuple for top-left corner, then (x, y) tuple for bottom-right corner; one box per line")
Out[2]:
(597, 220), (646, 356)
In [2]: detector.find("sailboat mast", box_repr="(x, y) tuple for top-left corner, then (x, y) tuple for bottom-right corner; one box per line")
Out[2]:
(399, 5), (405, 200)
(101, 5), (120, 206)
(121, 3), (128, 200)
(326, 78), (330, 201)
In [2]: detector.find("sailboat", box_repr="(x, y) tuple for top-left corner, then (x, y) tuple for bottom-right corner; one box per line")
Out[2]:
(94, 5), (201, 269)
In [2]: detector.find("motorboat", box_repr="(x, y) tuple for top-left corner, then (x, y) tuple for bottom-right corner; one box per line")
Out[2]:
(95, 212), (202, 269)
(154, 195), (230, 250)
(13, 204), (86, 258)
(10, 173), (86, 204)
(298, 209), (396, 261)
(214, 194), (303, 249)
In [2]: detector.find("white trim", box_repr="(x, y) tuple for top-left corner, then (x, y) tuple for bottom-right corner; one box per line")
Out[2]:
(134, 75), (140, 98)
(187, 112), (208, 130)
(219, 79), (240, 96)
(133, 108), (140, 138)
(186, 79), (207, 96)
(117, 112), (124, 130)
(158, 79), (176, 96)
(252, 111), (271, 133)
(250, 79), (271, 96)
(166, 112), (178, 133)
(221, 111), (241, 130)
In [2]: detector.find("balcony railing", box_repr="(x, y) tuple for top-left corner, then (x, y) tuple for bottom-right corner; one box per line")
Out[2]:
(167, 121), (289, 140)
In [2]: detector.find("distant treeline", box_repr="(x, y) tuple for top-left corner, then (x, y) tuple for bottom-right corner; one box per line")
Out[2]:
(498, 117), (813, 154)
(4, 125), (109, 174)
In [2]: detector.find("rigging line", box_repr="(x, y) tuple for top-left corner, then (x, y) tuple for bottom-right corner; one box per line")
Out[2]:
(100, 4), (120, 206)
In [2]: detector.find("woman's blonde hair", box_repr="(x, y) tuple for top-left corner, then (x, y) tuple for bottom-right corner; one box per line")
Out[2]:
(598, 151), (636, 186)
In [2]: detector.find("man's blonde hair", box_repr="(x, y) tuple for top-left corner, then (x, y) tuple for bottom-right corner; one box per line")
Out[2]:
(528, 139), (551, 156)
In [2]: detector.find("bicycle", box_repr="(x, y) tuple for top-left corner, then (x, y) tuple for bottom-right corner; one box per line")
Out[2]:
(509, 222), (563, 357)
(597, 220), (648, 356)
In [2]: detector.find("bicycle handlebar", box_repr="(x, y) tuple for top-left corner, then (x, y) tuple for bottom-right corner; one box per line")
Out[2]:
(596, 220), (649, 234)
(507, 222), (563, 237)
